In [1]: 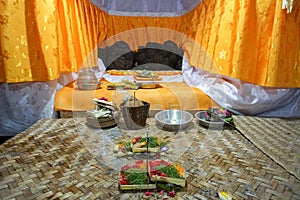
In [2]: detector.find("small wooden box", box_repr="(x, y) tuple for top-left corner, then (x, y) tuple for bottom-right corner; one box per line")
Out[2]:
(149, 174), (186, 187)
(148, 160), (186, 187)
(131, 144), (160, 153)
(119, 183), (156, 191)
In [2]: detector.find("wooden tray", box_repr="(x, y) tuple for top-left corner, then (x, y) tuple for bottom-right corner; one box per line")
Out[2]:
(119, 183), (156, 191)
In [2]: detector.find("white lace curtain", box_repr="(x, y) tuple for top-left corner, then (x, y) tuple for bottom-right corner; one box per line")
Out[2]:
(90, 0), (202, 16)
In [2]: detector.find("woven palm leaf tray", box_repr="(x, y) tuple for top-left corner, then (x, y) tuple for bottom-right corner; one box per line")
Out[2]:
(0, 116), (299, 199)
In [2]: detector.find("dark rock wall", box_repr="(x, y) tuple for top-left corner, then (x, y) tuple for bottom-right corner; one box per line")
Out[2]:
(98, 40), (183, 71)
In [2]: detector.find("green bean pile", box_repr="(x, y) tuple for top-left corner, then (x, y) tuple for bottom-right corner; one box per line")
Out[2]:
(157, 165), (181, 178)
(124, 168), (148, 185)
(140, 137), (159, 148)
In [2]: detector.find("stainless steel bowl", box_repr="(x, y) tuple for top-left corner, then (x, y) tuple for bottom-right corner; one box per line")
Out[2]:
(155, 110), (193, 131)
(195, 111), (224, 129)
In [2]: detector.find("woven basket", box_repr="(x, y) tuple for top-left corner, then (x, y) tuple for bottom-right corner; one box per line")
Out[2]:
(120, 101), (150, 130)
(86, 112), (119, 128)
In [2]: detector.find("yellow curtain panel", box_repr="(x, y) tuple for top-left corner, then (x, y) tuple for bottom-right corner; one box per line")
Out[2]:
(0, 0), (104, 82)
(188, 0), (300, 87)
(0, 1), (59, 82)
(0, 0), (299, 87)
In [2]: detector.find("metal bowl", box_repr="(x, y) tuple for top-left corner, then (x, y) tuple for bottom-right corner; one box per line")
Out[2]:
(155, 110), (193, 131)
(195, 111), (225, 129)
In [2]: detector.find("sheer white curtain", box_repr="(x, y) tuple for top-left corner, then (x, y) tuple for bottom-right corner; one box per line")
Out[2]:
(0, 81), (57, 136)
(90, 0), (202, 16)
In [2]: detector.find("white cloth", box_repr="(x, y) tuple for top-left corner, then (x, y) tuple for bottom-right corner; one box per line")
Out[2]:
(282, 0), (294, 13)
(90, 0), (202, 16)
(103, 73), (183, 83)
(182, 56), (300, 117)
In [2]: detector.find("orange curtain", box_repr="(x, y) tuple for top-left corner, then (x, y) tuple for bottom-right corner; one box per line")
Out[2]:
(0, 0), (299, 87)
(57, 0), (106, 73)
(0, 0), (105, 83)
(188, 0), (300, 87)
(0, 1), (59, 82)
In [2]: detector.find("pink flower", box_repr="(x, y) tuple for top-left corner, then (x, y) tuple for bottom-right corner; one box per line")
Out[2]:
(99, 97), (108, 101)
(145, 191), (151, 196)
(167, 190), (176, 197)
(216, 109), (223, 114)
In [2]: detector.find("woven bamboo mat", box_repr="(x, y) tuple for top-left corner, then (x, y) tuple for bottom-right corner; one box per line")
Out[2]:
(233, 116), (300, 181)
(0, 118), (299, 199)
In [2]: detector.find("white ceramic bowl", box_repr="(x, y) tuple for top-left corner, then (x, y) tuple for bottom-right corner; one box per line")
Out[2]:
(155, 110), (193, 131)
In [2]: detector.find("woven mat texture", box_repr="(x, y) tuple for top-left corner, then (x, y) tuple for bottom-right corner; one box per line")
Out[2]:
(233, 116), (300, 180)
(0, 117), (299, 199)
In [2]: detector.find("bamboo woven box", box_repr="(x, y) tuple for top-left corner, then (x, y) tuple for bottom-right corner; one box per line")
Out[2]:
(148, 160), (186, 187)
(119, 160), (156, 191)
(130, 136), (164, 153)
(120, 96), (150, 130)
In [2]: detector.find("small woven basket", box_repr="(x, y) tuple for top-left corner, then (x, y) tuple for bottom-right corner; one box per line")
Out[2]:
(86, 112), (119, 128)
(120, 101), (150, 130)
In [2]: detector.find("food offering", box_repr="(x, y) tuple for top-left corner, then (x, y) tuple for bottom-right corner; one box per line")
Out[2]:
(107, 80), (139, 90)
(118, 159), (186, 193)
(86, 97), (119, 128)
(133, 70), (162, 81)
(107, 70), (135, 76)
(131, 136), (166, 153)
(119, 160), (156, 191)
(195, 107), (234, 128)
(107, 69), (182, 76)
(114, 136), (168, 157)
(204, 107), (233, 123)
(139, 83), (160, 89)
(148, 160), (186, 187)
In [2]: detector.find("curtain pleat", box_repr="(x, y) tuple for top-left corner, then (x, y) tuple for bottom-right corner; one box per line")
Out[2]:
(57, 0), (106, 73)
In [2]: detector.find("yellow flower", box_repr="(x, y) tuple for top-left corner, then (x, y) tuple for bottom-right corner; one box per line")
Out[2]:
(218, 191), (232, 200)
(118, 144), (123, 149)
(138, 141), (147, 147)
(174, 164), (184, 175)
(131, 138), (137, 144)
(140, 162), (146, 170)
